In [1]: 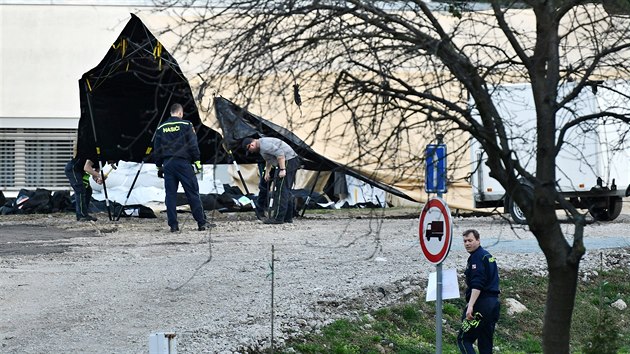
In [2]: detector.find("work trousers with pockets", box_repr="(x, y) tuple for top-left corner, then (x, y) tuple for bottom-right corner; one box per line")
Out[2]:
(457, 296), (500, 354)
(256, 162), (273, 212)
(65, 160), (92, 219)
(270, 157), (299, 222)
(163, 158), (206, 229)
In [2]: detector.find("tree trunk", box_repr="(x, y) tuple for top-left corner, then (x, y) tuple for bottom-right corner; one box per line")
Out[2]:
(530, 186), (583, 353)
(542, 258), (580, 353)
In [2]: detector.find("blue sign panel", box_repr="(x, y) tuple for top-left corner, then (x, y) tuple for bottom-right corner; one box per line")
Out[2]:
(425, 144), (447, 194)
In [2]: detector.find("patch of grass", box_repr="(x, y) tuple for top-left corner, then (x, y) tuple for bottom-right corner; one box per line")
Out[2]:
(442, 302), (460, 317)
(573, 268), (630, 354)
(279, 268), (630, 353)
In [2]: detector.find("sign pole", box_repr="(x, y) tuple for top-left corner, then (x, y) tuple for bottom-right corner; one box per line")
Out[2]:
(423, 133), (447, 354)
(418, 196), (452, 354)
(436, 261), (443, 353)
(437, 133), (444, 354)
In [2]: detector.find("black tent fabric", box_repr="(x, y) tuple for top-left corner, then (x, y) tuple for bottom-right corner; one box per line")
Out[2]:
(213, 96), (415, 202)
(214, 96), (339, 169)
(77, 14), (227, 164)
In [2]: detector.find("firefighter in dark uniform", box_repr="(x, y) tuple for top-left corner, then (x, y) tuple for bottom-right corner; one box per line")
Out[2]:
(64, 154), (102, 222)
(153, 103), (208, 232)
(458, 229), (501, 354)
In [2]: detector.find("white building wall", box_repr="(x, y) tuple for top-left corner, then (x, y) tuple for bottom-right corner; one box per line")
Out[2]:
(0, 3), (151, 192)
(1, 3), (142, 120)
(0, 2), (400, 206)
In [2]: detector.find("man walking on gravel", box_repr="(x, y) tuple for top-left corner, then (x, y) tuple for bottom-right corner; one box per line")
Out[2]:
(458, 229), (501, 354)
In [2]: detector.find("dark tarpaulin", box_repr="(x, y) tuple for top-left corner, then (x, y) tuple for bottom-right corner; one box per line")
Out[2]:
(214, 96), (338, 169)
(77, 14), (227, 164)
(212, 96), (261, 164)
(213, 96), (415, 202)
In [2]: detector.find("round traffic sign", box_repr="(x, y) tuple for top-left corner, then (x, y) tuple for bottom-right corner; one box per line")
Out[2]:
(418, 197), (453, 264)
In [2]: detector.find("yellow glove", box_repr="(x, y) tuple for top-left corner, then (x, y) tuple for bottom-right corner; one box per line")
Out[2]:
(194, 161), (202, 174)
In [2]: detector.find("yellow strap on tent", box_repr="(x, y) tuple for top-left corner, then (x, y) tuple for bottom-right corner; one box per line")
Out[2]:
(86, 79), (92, 92)
(126, 61), (130, 72)
(153, 42), (163, 71)
(96, 147), (101, 155)
(113, 38), (127, 57)
(145, 147), (152, 155)
(153, 42), (162, 58)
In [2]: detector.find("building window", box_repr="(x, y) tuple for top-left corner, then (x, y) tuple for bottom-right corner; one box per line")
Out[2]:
(0, 128), (76, 191)
(0, 140), (16, 188)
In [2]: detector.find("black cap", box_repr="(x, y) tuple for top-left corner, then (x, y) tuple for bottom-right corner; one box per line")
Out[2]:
(241, 137), (254, 150)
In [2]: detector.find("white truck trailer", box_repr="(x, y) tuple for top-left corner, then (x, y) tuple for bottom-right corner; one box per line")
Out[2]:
(470, 82), (630, 223)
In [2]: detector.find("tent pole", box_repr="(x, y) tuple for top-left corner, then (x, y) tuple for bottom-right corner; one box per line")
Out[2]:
(229, 150), (263, 220)
(114, 92), (173, 221)
(114, 161), (143, 221)
(300, 168), (322, 217)
(101, 165), (113, 221)
(84, 81), (112, 221)
(265, 174), (272, 220)
(268, 171), (279, 220)
(257, 162), (271, 219)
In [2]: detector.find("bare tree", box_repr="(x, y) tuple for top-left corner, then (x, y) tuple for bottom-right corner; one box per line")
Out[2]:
(154, 1), (630, 352)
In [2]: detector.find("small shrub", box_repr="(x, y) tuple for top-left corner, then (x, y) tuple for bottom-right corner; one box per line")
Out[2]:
(582, 280), (622, 354)
(582, 307), (621, 354)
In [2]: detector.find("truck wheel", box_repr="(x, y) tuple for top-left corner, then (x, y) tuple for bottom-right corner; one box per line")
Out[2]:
(589, 196), (623, 221)
(505, 185), (532, 225)
(507, 197), (527, 224)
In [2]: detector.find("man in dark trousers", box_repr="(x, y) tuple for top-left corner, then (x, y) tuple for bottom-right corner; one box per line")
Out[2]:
(255, 161), (273, 213)
(153, 103), (208, 232)
(458, 229), (501, 354)
(65, 155), (102, 222)
(242, 137), (299, 224)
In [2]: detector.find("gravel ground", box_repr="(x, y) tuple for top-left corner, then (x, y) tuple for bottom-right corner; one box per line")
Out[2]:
(1, 208), (629, 353)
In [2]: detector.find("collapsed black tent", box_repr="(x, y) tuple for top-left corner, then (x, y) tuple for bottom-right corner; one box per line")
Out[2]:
(213, 96), (415, 202)
(77, 14), (227, 164)
(75, 14), (413, 206)
(213, 96), (338, 169)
